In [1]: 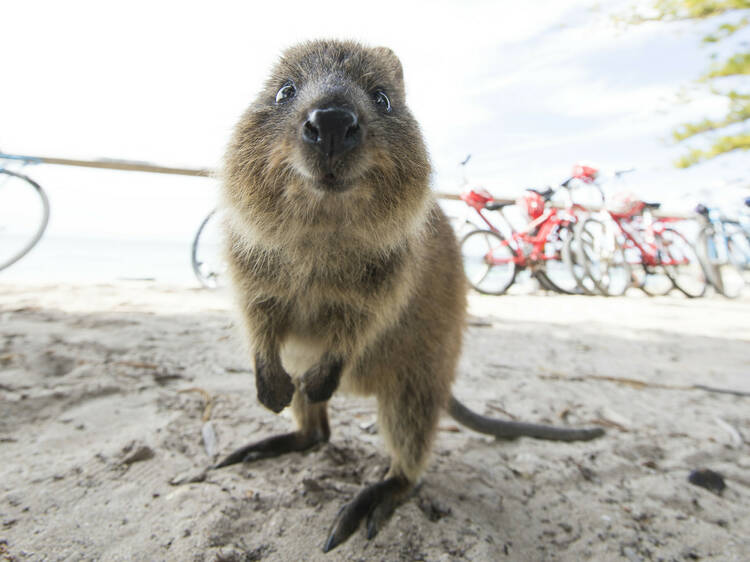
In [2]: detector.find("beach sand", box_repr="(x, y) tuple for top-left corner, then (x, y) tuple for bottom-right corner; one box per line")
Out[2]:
(1, 282), (748, 561)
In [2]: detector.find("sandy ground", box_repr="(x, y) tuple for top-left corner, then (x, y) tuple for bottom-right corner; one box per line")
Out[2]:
(1, 282), (748, 561)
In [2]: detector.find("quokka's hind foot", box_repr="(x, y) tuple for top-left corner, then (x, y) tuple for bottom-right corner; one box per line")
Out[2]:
(213, 429), (328, 468)
(214, 391), (331, 468)
(323, 475), (412, 552)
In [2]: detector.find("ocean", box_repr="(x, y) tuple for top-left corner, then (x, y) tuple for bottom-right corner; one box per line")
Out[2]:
(1, 234), (210, 286)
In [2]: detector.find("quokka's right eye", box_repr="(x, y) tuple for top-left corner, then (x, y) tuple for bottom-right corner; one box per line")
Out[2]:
(275, 81), (297, 104)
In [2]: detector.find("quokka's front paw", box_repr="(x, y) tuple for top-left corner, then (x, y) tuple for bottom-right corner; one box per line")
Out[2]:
(300, 356), (343, 403)
(255, 356), (295, 413)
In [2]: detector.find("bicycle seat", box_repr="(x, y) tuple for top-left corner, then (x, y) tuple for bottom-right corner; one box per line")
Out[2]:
(526, 187), (555, 201)
(485, 200), (514, 211)
(643, 202), (661, 210)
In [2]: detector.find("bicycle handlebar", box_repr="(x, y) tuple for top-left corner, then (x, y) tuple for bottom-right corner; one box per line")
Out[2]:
(614, 168), (635, 177)
(0, 153), (42, 165)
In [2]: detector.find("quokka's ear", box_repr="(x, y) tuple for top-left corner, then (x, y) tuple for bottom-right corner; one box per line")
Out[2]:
(372, 46), (404, 85)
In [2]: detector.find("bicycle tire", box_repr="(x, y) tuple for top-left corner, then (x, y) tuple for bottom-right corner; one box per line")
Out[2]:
(577, 218), (630, 297)
(634, 264), (674, 297)
(698, 223), (750, 298)
(657, 228), (706, 298)
(562, 223), (599, 295)
(695, 226), (723, 295)
(533, 270), (558, 292)
(538, 225), (580, 294)
(0, 169), (50, 272)
(191, 209), (224, 289)
(447, 215), (480, 239)
(460, 229), (516, 295)
(717, 229), (750, 298)
(621, 226), (672, 297)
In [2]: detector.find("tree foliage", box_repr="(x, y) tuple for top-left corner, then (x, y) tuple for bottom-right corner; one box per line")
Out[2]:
(636, 0), (750, 167)
(651, 0), (750, 20)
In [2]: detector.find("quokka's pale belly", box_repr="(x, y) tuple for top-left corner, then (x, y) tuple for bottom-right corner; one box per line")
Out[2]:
(279, 335), (327, 379)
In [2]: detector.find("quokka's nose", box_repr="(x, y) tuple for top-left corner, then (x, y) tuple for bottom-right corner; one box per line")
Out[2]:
(302, 107), (361, 160)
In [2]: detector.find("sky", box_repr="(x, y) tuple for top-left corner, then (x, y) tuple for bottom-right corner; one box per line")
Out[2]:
(1, 0), (748, 252)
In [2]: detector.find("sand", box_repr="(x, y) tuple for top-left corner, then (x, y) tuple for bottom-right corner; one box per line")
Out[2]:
(1, 282), (748, 561)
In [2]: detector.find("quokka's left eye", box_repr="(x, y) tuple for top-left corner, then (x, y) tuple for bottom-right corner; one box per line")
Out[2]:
(373, 90), (392, 113)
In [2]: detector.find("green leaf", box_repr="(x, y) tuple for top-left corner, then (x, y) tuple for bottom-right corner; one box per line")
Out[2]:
(675, 133), (750, 167)
(672, 99), (750, 141)
(704, 52), (750, 78)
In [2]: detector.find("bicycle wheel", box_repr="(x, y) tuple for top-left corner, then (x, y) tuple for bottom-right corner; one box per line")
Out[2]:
(191, 209), (226, 289)
(721, 229), (750, 298)
(447, 215), (480, 239)
(562, 224), (599, 295)
(538, 225), (580, 294)
(657, 228), (706, 298)
(534, 269), (558, 292)
(632, 264), (674, 296)
(623, 231), (673, 297)
(695, 225), (724, 295)
(577, 218), (630, 296)
(696, 224), (750, 298)
(460, 229), (516, 295)
(0, 169), (50, 271)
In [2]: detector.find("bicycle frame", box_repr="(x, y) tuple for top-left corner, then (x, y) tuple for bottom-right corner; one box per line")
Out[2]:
(702, 208), (750, 266)
(466, 195), (582, 267)
(607, 205), (688, 268)
(702, 208), (732, 265)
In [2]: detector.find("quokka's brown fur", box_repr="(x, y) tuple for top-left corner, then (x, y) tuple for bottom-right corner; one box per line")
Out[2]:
(218, 39), (602, 551)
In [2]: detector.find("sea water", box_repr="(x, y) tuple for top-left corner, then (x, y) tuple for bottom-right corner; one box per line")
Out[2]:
(1, 234), (200, 286)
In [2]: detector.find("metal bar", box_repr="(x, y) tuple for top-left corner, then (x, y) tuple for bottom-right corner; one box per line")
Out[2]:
(0, 152), (213, 177)
(2, 153), (692, 218)
(0, 153), (470, 200)
(434, 192), (461, 200)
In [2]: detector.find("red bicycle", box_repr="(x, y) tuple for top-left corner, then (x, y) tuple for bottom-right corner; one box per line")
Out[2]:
(459, 181), (585, 295)
(577, 195), (707, 297)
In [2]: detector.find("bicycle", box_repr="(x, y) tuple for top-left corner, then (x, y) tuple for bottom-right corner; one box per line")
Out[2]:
(557, 165), (621, 296)
(561, 165), (638, 297)
(694, 202), (750, 298)
(3, 149), (224, 283)
(562, 165), (706, 298)
(0, 153), (50, 272)
(459, 180), (585, 295)
(579, 195), (706, 298)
